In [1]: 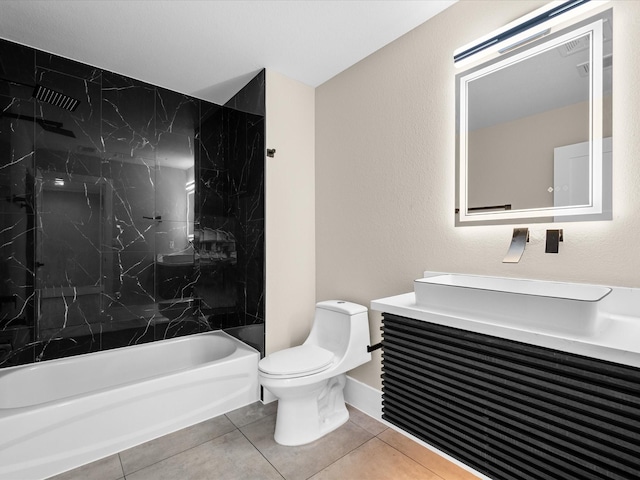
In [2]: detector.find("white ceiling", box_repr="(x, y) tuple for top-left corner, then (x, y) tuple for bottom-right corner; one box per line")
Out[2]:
(0, 0), (457, 105)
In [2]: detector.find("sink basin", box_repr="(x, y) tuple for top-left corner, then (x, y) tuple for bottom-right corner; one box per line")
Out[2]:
(414, 274), (612, 336)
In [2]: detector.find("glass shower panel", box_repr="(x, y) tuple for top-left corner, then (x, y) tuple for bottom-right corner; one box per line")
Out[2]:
(100, 72), (159, 345)
(35, 175), (104, 340)
(154, 88), (199, 336)
(31, 67), (104, 360)
(0, 91), (36, 367)
(101, 157), (158, 336)
(195, 104), (239, 329)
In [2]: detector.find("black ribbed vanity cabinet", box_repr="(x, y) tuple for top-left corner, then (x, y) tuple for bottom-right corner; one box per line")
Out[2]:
(381, 313), (640, 480)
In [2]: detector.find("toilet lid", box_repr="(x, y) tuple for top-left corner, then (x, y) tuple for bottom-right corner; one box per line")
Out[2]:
(259, 345), (334, 376)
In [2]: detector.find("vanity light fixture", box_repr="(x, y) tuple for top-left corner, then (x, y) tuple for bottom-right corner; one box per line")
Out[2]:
(454, 0), (609, 68)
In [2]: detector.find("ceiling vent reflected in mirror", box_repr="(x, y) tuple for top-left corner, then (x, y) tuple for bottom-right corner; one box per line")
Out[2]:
(576, 53), (613, 78)
(557, 36), (590, 56)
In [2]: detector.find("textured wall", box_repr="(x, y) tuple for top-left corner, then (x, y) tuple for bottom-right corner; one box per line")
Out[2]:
(265, 70), (316, 355)
(316, 0), (640, 389)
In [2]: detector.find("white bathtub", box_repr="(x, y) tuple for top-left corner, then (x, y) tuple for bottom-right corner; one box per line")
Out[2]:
(0, 330), (259, 480)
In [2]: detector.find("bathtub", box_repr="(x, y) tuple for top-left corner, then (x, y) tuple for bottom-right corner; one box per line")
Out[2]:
(0, 330), (259, 480)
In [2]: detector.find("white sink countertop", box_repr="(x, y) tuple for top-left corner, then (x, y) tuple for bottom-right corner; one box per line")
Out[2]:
(372, 272), (640, 368)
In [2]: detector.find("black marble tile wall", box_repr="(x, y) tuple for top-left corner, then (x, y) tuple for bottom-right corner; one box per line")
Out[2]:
(0, 38), (265, 368)
(224, 70), (265, 117)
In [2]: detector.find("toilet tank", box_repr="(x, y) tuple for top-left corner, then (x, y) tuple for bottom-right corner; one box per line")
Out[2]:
(304, 301), (370, 361)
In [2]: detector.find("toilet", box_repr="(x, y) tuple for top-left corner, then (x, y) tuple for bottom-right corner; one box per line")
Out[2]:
(258, 300), (371, 446)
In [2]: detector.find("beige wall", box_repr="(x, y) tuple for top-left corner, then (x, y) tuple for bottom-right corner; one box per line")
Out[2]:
(316, 0), (640, 389)
(265, 70), (316, 355)
(468, 96), (613, 211)
(468, 100), (589, 210)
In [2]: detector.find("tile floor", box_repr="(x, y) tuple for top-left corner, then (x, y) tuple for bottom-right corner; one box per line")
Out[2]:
(48, 402), (480, 480)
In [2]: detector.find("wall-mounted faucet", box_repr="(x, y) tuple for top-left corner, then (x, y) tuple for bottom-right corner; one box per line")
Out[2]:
(545, 229), (563, 253)
(503, 227), (529, 263)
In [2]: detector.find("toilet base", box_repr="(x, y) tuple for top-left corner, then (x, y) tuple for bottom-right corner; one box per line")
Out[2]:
(271, 374), (348, 446)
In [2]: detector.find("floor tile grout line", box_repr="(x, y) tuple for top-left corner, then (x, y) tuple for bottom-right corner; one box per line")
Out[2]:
(375, 431), (446, 480)
(104, 411), (274, 479)
(58, 404), (465, 480)
(117, 452), (126, 480)
(302, 421), (376, 480)
(237, 416), (373, 480)
(224, 411), (273, 430)
(236, 421), (286, 479)
(116, 424), (240, 477)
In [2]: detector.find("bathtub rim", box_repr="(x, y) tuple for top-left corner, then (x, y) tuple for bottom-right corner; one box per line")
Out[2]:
(0, 329), (258, 413)
(0, 330), (260, 412)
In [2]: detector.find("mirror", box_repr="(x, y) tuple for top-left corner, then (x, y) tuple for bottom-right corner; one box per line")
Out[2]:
(455, 9), (612, 225)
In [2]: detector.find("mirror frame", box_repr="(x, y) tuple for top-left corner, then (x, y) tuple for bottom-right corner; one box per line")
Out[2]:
(456, 14), (607, 225)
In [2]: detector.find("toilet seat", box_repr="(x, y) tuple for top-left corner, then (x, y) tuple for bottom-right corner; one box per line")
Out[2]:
(259, 345), (334, 377)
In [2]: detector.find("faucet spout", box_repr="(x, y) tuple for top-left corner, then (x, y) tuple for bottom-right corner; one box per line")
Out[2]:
(503, 227), (529, 263)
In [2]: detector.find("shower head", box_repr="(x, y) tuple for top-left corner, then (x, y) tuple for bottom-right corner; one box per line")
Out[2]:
(32, 84), (80, 112)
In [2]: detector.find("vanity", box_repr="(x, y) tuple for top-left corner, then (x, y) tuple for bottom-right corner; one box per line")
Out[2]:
(372, 273), (640, 480)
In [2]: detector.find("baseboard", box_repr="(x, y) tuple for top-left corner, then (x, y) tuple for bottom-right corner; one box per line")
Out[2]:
(343, 375), (383, 421)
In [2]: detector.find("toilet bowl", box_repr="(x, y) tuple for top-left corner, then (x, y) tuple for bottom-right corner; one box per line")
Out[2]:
(258, 300), (371, 446)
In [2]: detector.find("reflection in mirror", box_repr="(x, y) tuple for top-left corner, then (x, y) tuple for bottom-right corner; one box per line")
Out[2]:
(456, 9), (612, 225)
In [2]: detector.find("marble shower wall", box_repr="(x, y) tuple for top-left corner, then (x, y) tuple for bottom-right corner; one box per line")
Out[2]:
(197, 71), (266, 342)
(0, 38), (265, 368)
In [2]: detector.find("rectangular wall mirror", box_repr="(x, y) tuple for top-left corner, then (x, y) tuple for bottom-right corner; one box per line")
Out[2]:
(455, 7), (612, 226)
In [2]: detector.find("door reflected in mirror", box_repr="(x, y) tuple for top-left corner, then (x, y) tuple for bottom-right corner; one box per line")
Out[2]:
(455, 9), (612, 225)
